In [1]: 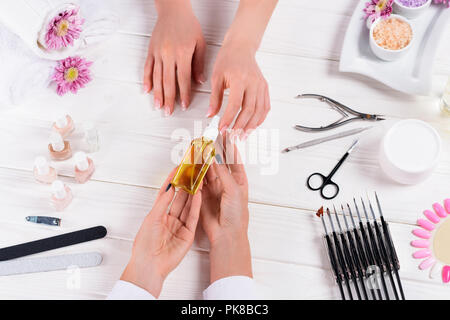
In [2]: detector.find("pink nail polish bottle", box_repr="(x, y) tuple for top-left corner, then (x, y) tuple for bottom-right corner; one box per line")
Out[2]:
(52, 114), (75, 138)
(33, 156), (57, 184)
(51, 180), (73, 211)
(48, 132), (72, 161)
(74, 152), (95, 183)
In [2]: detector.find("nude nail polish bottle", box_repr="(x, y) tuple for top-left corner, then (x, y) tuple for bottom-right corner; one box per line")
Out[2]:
(52, 114), (75, 138)
(74, 151), (95, 183)
(33, 156), (57, 184)
(51, 180), (73, 211)
(48, 132), (72, 161)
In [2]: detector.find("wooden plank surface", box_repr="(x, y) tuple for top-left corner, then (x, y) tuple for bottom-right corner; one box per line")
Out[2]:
(0, 0), (449, 299)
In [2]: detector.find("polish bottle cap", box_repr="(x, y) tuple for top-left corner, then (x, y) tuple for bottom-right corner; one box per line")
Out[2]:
(34, 156), (50, 175)
(84, 122), (98, 140)
(50, 132), (65, 152)
(52, 180), (67, 200)
(55, 114), (68, 129)
(74, 151), (89, 171)
(203, 116), (220, 141)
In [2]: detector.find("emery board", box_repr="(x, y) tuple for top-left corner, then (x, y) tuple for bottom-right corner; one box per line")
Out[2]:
(0, 226), (107, 261)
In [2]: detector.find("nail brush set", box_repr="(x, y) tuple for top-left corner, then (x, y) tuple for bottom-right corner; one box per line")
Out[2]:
(317, 193), (405, 300)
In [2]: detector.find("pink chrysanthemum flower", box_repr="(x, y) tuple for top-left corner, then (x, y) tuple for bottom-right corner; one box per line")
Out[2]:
(364, 0), (394, 24)
(434, 0), (450, 7)
(52, 56), (93, 96)
(45, 7), (84, 50)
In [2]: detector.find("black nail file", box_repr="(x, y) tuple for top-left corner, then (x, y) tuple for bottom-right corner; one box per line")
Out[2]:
(0, 226), (107, 261)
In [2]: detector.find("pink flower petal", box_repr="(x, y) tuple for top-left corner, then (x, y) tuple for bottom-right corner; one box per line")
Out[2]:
(433, 203), (447, 218)
(424, 210), (440, 224)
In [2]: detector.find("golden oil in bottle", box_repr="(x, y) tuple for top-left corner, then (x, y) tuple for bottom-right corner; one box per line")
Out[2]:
(171, 116), (220, 194)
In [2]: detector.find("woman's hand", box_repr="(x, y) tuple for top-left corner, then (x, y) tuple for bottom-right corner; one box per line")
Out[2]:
(121, 168), (202, 298)
(200, 144), (252, 282)
(144, 0), (206, 116)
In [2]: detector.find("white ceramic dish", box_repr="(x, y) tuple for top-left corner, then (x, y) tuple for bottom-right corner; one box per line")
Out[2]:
(339, 0), (450, 95)
(379, 119), (441, 184)
(393, 0), (432, 19)
(369, 15), (414, 61)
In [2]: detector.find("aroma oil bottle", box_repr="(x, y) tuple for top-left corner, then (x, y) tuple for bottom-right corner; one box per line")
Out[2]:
(171, 116), (220, 195)
(48, 132), (72, 161)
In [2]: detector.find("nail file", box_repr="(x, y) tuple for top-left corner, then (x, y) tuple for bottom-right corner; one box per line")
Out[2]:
(0, 252), (102, 276)
(0, 226), (107, 261)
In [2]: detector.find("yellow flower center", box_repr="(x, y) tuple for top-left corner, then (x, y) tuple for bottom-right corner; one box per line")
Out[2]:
(56, 20), (70, 36)
(376, 0), (388, 12)
(64, 67), (79, 82)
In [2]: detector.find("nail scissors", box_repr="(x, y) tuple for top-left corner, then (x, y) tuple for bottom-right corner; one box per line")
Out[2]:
(294, 94), (384, 132)
(307, 140), (358, 200)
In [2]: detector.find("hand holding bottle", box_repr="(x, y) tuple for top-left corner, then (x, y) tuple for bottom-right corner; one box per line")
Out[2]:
(143, 0), (206, 116)
(200, 145), (253, 283)
(121, 168), (202, 297)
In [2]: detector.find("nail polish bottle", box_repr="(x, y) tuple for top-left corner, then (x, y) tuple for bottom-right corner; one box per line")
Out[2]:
(48, 132), (72, 161)
(171, 116), (219, 195)
(52, 114), (75, 138)
(33, 156), (57, 184)
(51, 180), (73, 211)
(83, 122), (100, 153)
(74, 151), (95, 183)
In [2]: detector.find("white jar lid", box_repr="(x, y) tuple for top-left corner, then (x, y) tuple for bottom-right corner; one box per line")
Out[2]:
(379, 119), (441, 184)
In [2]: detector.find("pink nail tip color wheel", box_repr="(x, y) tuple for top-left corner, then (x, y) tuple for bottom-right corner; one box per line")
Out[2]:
(412, 199), (450, 283)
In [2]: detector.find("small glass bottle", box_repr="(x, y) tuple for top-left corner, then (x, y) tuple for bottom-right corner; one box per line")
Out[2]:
(33, 156), (57, 184)
(83, 122), (100, 153)
(48, 132), (72, 161)
(52, 114), (75, 138)
(51, 180), (73, 211)
(171, 116), (220, 195)
(74, 151), (95, 183)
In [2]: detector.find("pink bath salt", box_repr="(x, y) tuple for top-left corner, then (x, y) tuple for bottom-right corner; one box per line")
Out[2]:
(373, 18), (412, 50)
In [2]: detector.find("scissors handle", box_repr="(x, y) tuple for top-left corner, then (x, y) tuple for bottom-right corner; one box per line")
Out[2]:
(306, 173), (340, 200)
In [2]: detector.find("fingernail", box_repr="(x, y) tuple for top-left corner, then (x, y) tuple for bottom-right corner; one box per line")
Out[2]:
(144, 84), (150, 93)
(417, 218), (435, 231)
(444, 199), (450, 214)
(165, 183), (172, 192)
(411, 239), (429, 248)
(433, 203), (447, 218)
(413, 228), (431, 239)
(215, 154), (223, 164)
(419, 257), (435, 270)
(424, 210), (440, 223)
(197, 74), (206, 84)
(413, 249), (431, 259)
(154, 98), (161, 109)
(206, 105), (213, 118)
(181, 101), (187, 111)
(443, 266), (450, 283)
(164, 106), (170, 117)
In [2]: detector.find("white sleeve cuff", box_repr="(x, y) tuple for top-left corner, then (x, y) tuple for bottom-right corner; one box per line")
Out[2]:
(203, 276), (258, 300)
(106, 280), (156, 300)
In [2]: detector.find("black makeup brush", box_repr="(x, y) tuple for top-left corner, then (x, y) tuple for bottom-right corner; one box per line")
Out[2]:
(341, 204), (369, 300)
(360, 197), (389, 299)
(316, 207), (345, 300)
(333, 205), (362, 300)
(374, 192), (405, 300)
(353, 198), (383, 300)
(367, 195), (399, 300)
(327, 208), (353, 300)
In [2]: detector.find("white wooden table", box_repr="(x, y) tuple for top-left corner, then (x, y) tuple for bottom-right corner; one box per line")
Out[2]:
(0, 0), (449, 299)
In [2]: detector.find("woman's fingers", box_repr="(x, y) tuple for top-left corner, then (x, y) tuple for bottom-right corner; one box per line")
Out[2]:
(192, 38), (206, 84)
(228, 144), (248, 186)
(212, 162), (235, 191)
(257, 82), (271, 126)
(163, 59), (176, 116)
(169, 190), (189, 219)
(219, 84), (245, 134)
(232, 86), (257, 138)
(243, 83), (265, 138)
(156, 167), (178, 199)
(176, 56), (192, 111)
(143, 54), (154, 93)
(184, 192), (202, 233)
(152, 58), (163, 110)
(208, 74), (224, 118)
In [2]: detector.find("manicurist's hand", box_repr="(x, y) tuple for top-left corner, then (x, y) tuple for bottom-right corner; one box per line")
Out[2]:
(144, 0), (206, 116)
(207, 0), (278, 140)
(121, 168), (202, 298)
(200, 144), (252, 283)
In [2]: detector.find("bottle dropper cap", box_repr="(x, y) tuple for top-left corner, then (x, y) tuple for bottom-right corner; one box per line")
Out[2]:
(55, 114), (68, 129)
(52, 180), (67, 199)
(34, 156), (50, 175)
(50, 132), (65, 152)
(203, 116), (220, 141)
(74, 151), (89, 171)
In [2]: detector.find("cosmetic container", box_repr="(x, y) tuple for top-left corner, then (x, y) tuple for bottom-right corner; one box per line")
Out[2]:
(74, 151), (95, 183)
(171, 116), (220, 195)
(51, 180), (73, 211)
(33, 156), (57, 184)
(48, 132), (72, 161)
(52, 114), (75, 138)
(83, 122), (99, 152)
